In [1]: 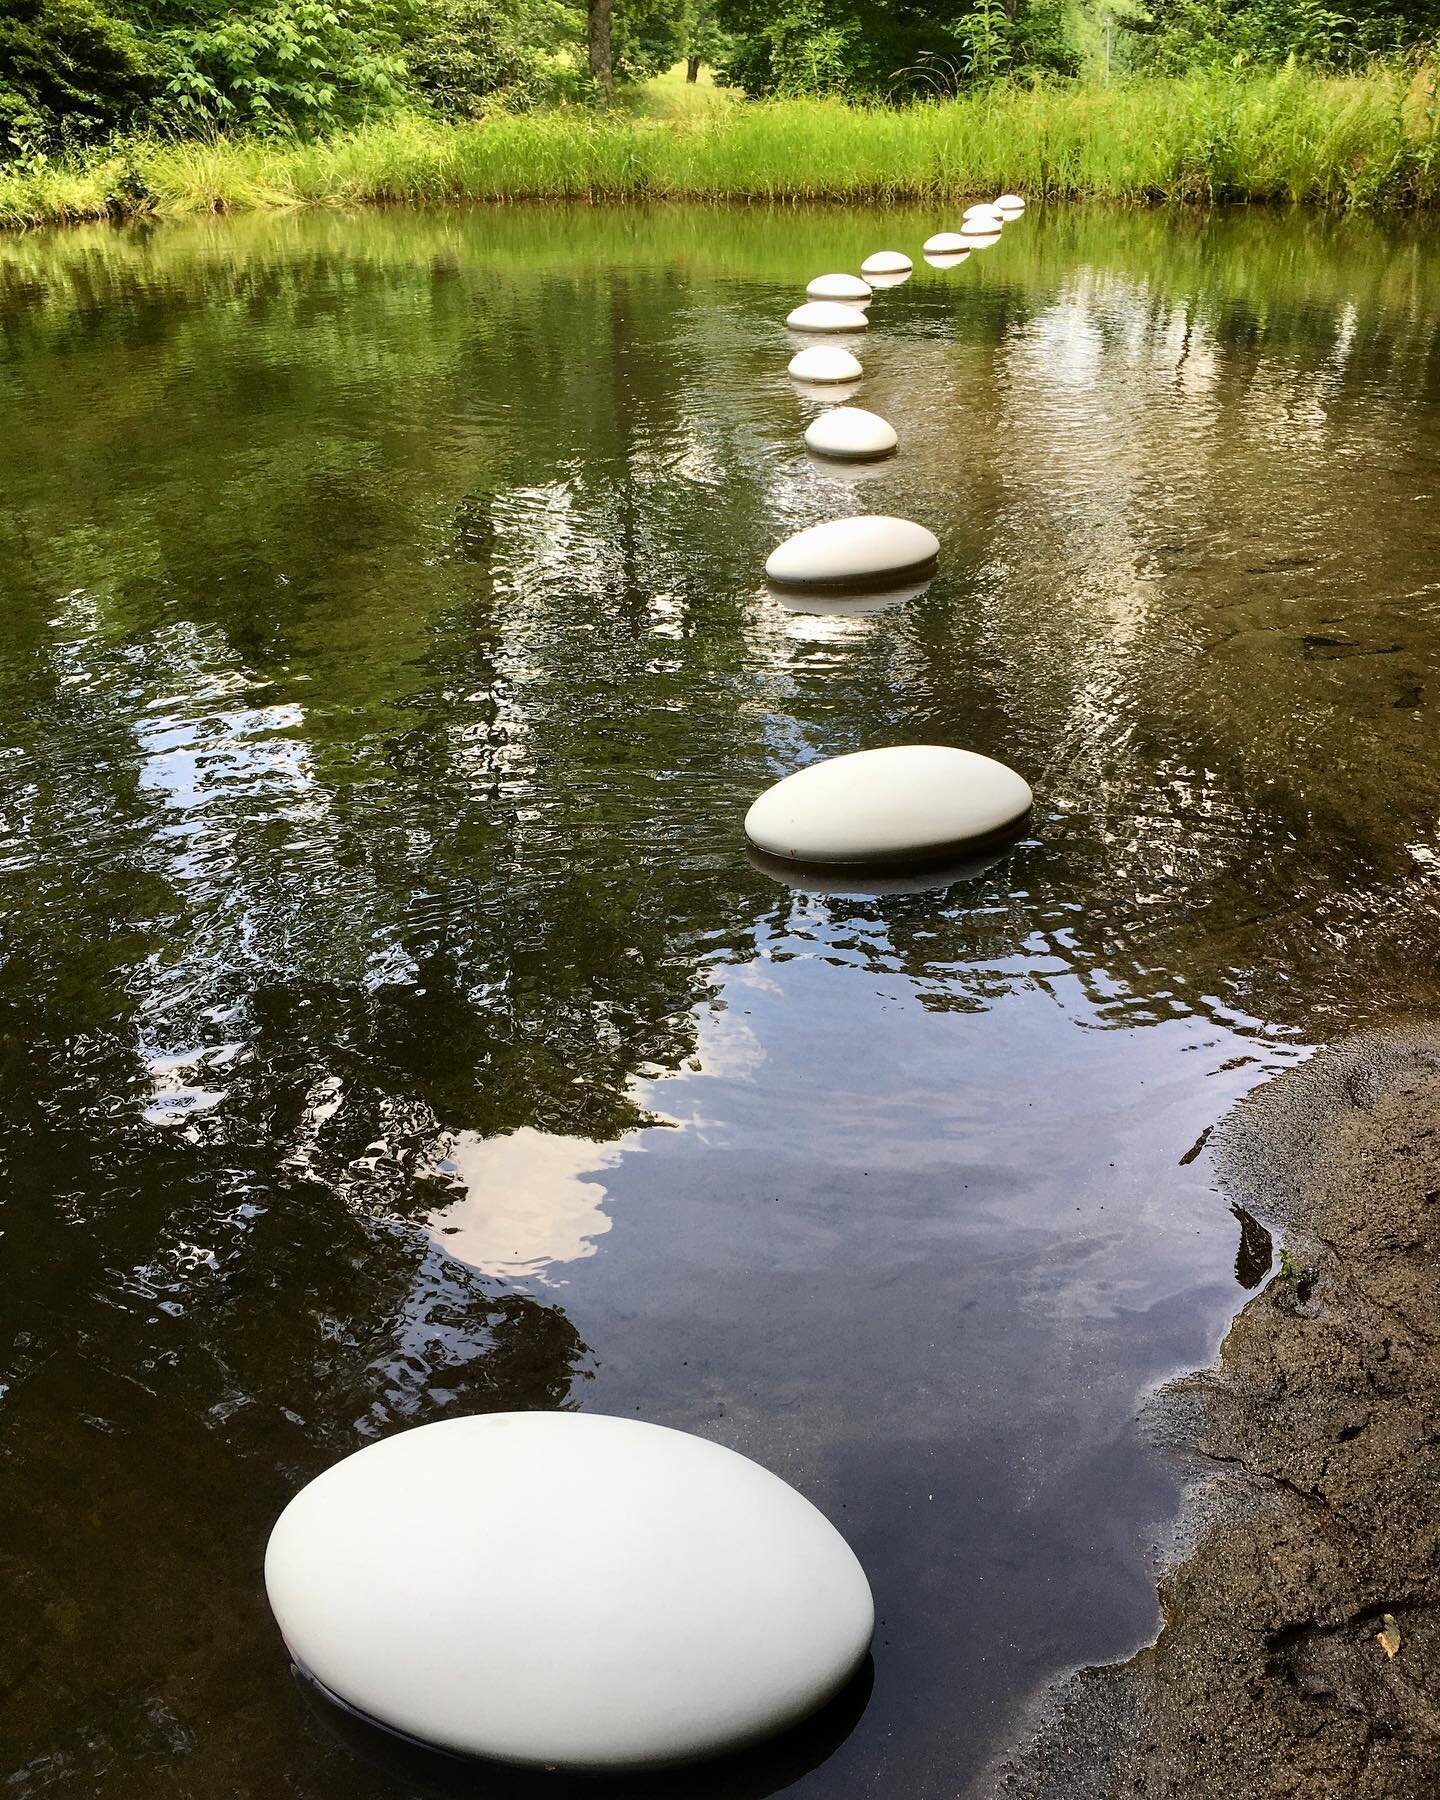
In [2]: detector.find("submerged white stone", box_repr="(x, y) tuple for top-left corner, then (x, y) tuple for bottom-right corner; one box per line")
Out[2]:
(860, 250), (912, 276)
(745, 745), (1033, 868)
(786, 301), (867, 334)
(266, 1413), (874, 1771)
(765, 515), (939, 590)
(803, 406), (897, 463)
(806, 273), (872, 304)
(922, 232), (967, 254)
(924, 249), (970, 269)
(995, 193), (1026, 218)
(787, 345), (863, 384)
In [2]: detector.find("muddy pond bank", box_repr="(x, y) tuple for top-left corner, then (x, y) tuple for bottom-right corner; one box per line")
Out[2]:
(995, 1029), (1440, 1799)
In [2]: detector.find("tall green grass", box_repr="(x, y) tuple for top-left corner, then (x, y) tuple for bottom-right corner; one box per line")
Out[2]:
(4, 64), (1439, 231)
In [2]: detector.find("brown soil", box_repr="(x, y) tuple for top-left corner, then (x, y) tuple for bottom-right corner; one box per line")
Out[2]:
(986, 1029), (1440, 1800)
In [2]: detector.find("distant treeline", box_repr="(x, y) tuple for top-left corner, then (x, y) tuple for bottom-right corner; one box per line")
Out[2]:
(4, 0), (1440, 161)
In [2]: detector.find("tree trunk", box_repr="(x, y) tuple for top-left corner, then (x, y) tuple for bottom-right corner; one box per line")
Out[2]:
(588, 0), (614, 102)
(686, 55), (701, 83)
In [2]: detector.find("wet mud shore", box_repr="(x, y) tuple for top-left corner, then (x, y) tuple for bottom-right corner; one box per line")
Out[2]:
(991, 1029), (1440, 1800)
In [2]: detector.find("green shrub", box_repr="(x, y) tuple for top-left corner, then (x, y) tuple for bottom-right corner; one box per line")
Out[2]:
(157, 0), (411, 133)
(0, 0), (155, 154)
(403, 0), (584, 116)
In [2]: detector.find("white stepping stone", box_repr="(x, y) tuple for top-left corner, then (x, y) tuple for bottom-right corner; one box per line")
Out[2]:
(860, 251), (912, 276)
(266, 1413), (874, 1771)
(922, 232), (967, 255)
(964, 203), (1004, 226)
(788, 345), (863, 384)
(995, 193), (1026, 219)
(960, 217), (1002, 249)
(787, 301), (867, 334)
(806, 273), (872, 304)
(924, 250), (970, 269)
(765, 515), (938, 591)
(803, 406), (897, 463)
(745, 745), (1033, 869)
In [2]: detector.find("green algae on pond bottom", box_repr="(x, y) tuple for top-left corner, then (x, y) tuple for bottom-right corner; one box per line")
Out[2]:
(1, 202), (1440, 1798)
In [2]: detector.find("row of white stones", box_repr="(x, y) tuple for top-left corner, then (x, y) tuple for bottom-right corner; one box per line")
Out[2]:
(750, 196), (1034, 875)
(261, 194), (1034, 1784)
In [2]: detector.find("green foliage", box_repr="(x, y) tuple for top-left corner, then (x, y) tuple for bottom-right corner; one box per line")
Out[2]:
(614, 0), (693, 78)
(681, 0), (732, 67)
(156, 0), (411, 131)
(402, 0), (583, 115)
(6, 64), (1440, 226)
(1134, 0), (1440, 69)
(714, 0), (1077, 99)
(0, 0), (155, 154)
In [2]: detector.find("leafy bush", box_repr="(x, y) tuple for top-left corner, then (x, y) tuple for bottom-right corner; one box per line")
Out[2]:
(157, 1), (411, 132)
(1135, 0), (1440, 69)
(714, 0), (1076, 99)
(0, 0), (155, 154)
(403, 0), (584, 115)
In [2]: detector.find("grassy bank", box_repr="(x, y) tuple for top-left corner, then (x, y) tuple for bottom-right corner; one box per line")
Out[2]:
(4, 65), (1439, 231)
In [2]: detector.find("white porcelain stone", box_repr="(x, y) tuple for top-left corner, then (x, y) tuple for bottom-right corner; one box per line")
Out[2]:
(860, 250), (912, 276)
(788, 345), (863, 385)
(922, 232), (967, 254)
(765, 515), (939, 591)
(786, 301), (867, 334)
(960, 224), (1002, 249)
(964, 203), (1004, 226)
(745, 745), (1033, 869)
(266, 1413), (874, 1771)
(806, 273), (872, 304)
(995, 193), (1025, 219)
(803, 407), (897, 463)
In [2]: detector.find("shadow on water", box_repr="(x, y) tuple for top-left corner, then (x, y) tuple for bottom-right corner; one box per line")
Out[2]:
(297, 1661), (876, 1799)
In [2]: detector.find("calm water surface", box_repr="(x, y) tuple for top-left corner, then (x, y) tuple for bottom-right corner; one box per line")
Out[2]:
(2, 202), (1440, 1799)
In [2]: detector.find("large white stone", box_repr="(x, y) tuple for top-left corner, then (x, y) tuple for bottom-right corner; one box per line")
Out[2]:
(745, 745), (1033, 869)
(964, 203), (1004, 226)
(765, 515), (939, 591)
(803, 407), (897, 463)
(860, 250), (912, 276)
(266, 1413), (874, 1771)
(960, 218), (1002, 248)
(806, 273), (872, 304)
(922, 232), (967, 255)
(787, 301), (867, 334)
(995, 193), (1026, 219)
(788, 345), (863, 385)
(924, 250), (970, 269)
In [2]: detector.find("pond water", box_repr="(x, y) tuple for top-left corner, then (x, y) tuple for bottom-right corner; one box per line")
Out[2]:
(2, 201), (1440, 1799)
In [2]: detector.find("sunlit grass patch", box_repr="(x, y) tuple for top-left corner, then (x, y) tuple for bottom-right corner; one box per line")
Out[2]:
(3, 65), (1438, 232)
